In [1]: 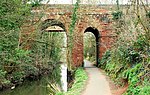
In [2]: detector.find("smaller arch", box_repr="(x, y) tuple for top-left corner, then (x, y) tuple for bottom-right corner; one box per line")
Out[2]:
(84, 27), (100, 67)
(84, 27), (100, 39)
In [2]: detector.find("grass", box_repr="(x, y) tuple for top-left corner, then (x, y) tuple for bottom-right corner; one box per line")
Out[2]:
(56, 68), (88, 95)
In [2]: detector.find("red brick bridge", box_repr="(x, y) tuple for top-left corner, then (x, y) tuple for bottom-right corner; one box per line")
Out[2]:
(21, 5), (116, 67)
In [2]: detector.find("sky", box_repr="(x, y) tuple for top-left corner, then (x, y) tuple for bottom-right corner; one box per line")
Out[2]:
(41, 0), (150, 4)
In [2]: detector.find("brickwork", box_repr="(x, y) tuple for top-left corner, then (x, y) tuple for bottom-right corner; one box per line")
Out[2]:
(21, 5), (116, 67)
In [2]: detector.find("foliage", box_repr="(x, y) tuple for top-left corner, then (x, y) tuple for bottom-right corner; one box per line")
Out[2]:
(69, 0), (80, 34)
(0, 0), (31, 30)
(100, 46), (150, 94)
(122, 64), (150, 95)
(84, 33), (96, 62)
(11, 71), (25, 83)
(133, 35), (147, 51)
(22, 65), (39, 77)
(112, 11), (122, 20)
(67, 0), (80, 70)
(31, 0), (43, 7)
(0, 68), (62, 95)
(0, 70), (10, 85)
(99, 50), (111, 68)
(49, 63), (61, 86)
(0, 0), (31, 87)
(56, 68), (88, 95)
(100, 1), (150, 94)
(0, 0), (64, 91)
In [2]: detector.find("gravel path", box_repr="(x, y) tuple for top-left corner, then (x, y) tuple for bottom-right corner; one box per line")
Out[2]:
(81, 60), (112, 95)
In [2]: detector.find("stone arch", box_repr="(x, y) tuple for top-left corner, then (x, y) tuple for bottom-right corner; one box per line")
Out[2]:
(40, 19), (66, 31)
(83, 27), (100, 67)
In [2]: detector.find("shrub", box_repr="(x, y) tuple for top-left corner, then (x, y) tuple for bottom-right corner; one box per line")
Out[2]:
(0, 70), (10, 86)
(99, 50), (111, 68)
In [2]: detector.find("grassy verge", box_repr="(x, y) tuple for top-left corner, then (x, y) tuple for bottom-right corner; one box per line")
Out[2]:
(56, 68), (88, 95)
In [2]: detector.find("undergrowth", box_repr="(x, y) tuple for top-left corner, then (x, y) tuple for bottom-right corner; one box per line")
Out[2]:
(56, 68), (88, 95)
(0, 0), (63, 91)
(99, 35), (150, 95)
(99, 1), (150, 94)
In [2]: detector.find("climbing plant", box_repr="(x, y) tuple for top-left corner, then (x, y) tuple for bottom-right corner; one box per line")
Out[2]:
(67, 0), (80, 71)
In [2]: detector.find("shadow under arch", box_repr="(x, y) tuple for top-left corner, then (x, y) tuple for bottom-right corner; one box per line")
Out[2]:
(40, 19), (66, 32)
(83, 27), (100, 67)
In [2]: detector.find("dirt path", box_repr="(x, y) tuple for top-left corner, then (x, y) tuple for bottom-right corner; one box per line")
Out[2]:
(81, 60), (112, 95)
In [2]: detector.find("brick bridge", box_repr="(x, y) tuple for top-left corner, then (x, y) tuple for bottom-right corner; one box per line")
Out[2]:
(21, 5), (116, 67)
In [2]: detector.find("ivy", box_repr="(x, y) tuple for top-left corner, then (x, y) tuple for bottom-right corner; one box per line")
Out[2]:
(112, 11), (123, 20)
(67, 0), (80, 70)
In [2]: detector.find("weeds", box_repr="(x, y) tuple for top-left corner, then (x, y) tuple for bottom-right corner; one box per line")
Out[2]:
(56, 68), (88, 95)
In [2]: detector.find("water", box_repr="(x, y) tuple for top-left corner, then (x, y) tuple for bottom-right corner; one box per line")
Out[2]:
(0, 76), (57, 95)
(0, 64), (68, 95)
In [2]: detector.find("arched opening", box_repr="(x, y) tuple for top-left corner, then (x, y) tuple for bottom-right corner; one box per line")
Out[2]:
(40, 19), (67, 64)
(83, 27), (100, 67)
(39, 19), (67, 92)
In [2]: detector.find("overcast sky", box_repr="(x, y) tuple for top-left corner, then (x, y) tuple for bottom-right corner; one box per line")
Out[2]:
(41, 0), (150, 4)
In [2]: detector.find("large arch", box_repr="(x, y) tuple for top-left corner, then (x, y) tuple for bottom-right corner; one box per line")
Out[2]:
(40, 19), (66, 32)
(83, 27), (100, 67)
(39, 19), (67, 62)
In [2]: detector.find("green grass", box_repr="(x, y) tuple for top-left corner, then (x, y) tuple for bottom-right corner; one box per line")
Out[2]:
(56, 68), (88, 95)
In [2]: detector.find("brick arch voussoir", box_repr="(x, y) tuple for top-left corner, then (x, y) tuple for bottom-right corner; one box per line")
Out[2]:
(40, 14), (70, 33)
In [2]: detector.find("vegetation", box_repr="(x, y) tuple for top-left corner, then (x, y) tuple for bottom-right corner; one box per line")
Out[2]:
(99, 0), (150, 94)
(112, 11), (122, 20)
(0, 0), (64, 92)
(0, 0), (31, 89)
(67, 0), (80, 70)
(0, 0), (81, 93)
(84, 33), (96, 62)
(56, 68), (88, 95)
(0, 0), (150, 95)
